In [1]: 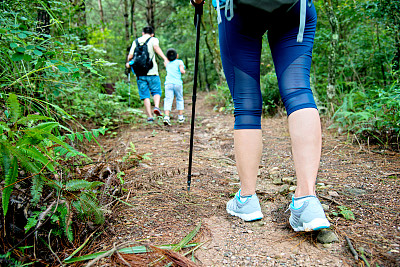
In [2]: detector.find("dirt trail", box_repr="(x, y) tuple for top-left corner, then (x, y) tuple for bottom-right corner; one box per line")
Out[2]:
(96, 92), (399, 266)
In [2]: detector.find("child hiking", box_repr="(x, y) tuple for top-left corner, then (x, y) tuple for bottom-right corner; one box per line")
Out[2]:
(163, 48), (186, 126)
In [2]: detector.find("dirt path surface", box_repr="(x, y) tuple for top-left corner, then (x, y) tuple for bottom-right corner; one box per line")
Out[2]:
(92, 93), (399, 266)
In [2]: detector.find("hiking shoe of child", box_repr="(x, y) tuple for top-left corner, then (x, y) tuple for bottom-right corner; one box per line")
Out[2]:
(153, 107), (162, 117)
(147, 117), (154, 123)
(178, 115), (185, 123)
(226, 189), (263, 222)
(163, 116), (171, 126)
(289, 195), (330, 232)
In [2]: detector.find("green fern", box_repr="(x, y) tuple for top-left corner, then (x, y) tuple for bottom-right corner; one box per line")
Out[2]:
(2, 156), (18, 215)
(31, 175), (44, 205)
(65, 179), (103, 191)
(6, 93), (20, 124)
(79, 192), (104, 224)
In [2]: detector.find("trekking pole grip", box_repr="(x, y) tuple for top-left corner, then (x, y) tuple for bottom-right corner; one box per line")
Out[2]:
(191, 0), (204, 19)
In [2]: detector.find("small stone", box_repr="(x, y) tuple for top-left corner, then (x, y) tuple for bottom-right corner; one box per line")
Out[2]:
(269, 167), (280, 174)
(273, 178), (283, 185)
(317, 229), (339, 244)
(224, 251), (233, 257)
(346, 188), (366, 196)
(257, 221), (266, 227)
(289, 185), (297, 192)
(321, 204), (330, 211)
(279, 184), (289, 194)
(323, 243), (332, 248)
(328, 191), (339, 197)
(282, 177), (294, 184)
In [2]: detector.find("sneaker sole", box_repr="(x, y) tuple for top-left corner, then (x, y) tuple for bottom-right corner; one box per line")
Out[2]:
(163, 121), (171, 126)
(154, 109), (162, 117)
(226, 208), (263, 222)
(291, 218), (330, 232)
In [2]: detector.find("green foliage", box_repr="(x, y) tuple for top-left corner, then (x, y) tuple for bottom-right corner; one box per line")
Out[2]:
(122, 142), (152, 164)
(337, 205), (355, 220)
(332, 81), (400, 148)
(114, 80), (142, 108)
(205, 84), (234, 113)
(261, 71), (282, 115)
(0, 93), (84, 214)
(0, 93), (107, 244)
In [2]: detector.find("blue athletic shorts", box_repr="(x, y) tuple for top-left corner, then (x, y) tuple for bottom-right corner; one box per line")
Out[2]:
(218, 1), (318, 129)
(136, 75), (162, 100)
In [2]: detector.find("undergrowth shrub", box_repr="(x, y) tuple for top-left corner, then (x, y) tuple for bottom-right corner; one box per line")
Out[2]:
(261, 71), (282, 115)
(331, 81), (400, 149)
(0, 93), (107, 243)
(205, 84), (234, 113)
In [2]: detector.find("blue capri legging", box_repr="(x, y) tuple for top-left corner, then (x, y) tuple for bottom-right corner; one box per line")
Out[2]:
(218, 2), (318, 129)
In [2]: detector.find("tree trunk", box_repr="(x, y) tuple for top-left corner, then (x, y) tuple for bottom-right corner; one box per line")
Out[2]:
(376, 23), (386, 86)
(98, 0), (105, 30)
(325, 0), (339, 101)
(130, 0), (137, 38)
(37, 0), (50, 36)
(202, 1), (223, 84)
(203, 55), (210, 91)
(123, 0), (130, 45)
(146, 0), (155, 30)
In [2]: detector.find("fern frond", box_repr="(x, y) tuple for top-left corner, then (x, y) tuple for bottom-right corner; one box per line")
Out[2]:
(16, 114), (52, 125)
(45, 134), (86, 158)
(84, 131), (92, 142)
(65, 179), (103, 191)
(31, 175), (44, 205)
(6, 93), (21, 123)
(5, 143), (41, 174)
(0, 141), (12, 175)
(79, 192), (104, 224)
(30, 122), (60, 135)
(0, 122), (11, 135)
(20, 146), (56, 173)
(2, 156), (18, 215)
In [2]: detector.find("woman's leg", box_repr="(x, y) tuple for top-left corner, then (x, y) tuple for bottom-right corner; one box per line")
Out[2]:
(218, 8), (267, 197)
(234, 129), (262, 196)
(288, 108), (321, 197)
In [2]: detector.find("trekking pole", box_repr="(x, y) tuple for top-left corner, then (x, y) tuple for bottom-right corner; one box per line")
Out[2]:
(187, 0), (204, 192)
(128, 72), (131, 107)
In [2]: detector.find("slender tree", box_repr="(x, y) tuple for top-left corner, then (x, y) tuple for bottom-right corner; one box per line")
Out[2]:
(37, 0), (51, 35)
(123, 0), (130, 45)
(130, 0), (137, 38)
(98, 0), (105, 31)
(146, 0), (155, 29)
(325, 0), (339, 102)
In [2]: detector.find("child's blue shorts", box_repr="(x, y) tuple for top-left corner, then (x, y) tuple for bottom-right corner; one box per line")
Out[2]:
(218, 1), (318, 129)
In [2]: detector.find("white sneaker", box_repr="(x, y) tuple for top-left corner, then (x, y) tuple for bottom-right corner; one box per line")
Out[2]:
(163, 116), (171, 126)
